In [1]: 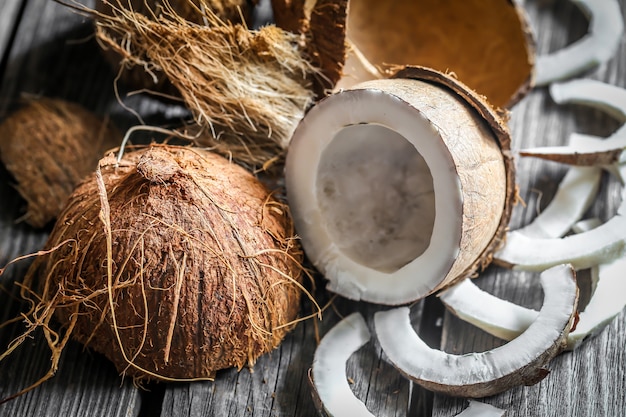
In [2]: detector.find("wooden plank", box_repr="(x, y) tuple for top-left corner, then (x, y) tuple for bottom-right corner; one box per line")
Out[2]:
(0, 1), (24, 65)
(0, 1), (141, 415)
(432, 0), (626, 415)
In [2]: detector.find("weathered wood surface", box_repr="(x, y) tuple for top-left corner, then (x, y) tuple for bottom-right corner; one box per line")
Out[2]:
(0, 1), (624, 416)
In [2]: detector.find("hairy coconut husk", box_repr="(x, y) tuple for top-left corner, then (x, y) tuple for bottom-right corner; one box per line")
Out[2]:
(331, 0), (535, 109)
(94, 0), (254, 94)
(0, 97), (121, 228)
(18, 145), (305, 382)
(90, 2), (318, 170)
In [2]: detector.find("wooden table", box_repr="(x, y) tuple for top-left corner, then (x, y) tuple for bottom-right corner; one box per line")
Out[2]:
(0, 1), (624, 416)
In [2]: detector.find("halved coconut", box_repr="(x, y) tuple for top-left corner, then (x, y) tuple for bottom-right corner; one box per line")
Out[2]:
(375, 264), (579, 398)
(535, 0), (623, 86)
(285, 66), (515, 305)
(310, 312), (373, 417)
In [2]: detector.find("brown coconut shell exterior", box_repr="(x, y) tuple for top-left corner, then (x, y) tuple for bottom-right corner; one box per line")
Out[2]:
(342, 0), (535, 109)
(272, 0), (349, 97)
(29, 145), (303, 381)
(0, 98), (121, 228)
(94, 0), (254, 95)
(391, 66), (516, 292)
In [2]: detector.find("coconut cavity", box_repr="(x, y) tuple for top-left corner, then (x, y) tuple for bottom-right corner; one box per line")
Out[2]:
(315, 123), (435, 273)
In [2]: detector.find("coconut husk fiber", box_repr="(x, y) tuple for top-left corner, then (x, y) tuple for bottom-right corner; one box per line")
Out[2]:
(0, 97), (121, 228)
(90, 0), (321, 170)
(20, 145), (305, 382)
(94, 0), (254, 94)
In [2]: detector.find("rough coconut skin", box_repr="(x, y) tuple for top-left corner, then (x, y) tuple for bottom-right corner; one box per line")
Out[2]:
(28, 146), (303, 381)
(0, 98), (121, 228)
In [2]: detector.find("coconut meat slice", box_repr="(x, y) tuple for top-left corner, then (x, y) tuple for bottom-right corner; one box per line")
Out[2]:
(455, 400), (506, 417)
(515, 166), (601, 238)
(495, 161), (626, 271)
(439, 277), (539, 341)
(375, 264), (578, 398)
(310, 312), (374, 417)
(535, 0), (623, 86)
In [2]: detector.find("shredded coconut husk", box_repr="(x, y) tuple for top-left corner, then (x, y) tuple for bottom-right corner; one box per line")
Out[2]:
(0, 97), (121, 228)
(94, 0), (253, 94)
(6, 145), (306, 388)
(88, 0), (320, 169)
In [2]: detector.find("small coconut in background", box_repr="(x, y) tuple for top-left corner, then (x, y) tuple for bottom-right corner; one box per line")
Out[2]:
(16, 145), (305, 383)
(0, 97), (121, 228)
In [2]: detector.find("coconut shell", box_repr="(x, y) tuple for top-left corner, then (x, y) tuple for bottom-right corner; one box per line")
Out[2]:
(339, 0), (535, 109)
(0, 98), (122, 228)
(94, 0), (254, 94)
(30, 145), (303, 381)
(393, 65), (516, 289)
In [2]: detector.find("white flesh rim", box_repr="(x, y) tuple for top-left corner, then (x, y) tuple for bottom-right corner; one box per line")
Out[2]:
(442, 217), (626, 350)
(515, 165), (601, 238)
(311, 312), (373, 417)
(521, 79), (626, 163)
(535, 0), (624, 86)
(455, 400), (506, 417)
(374, 265), (578, 397)
(285, 88), (463, 305)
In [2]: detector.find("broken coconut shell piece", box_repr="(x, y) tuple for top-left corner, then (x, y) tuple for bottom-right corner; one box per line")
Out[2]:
(285, 66), (515, 305)
(455, 400), (506, 417)
(333, 0), (535, 109)
(375, 264), (579, 398)
(0, 97), (121, 228)
(534, 0), (623, 86)
(310, 312), (373, 417)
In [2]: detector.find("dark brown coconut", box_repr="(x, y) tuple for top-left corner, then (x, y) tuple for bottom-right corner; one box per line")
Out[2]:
(0, 97), (121, 228)
(26, 145), (304, 381)
(94, 0), (254, 94)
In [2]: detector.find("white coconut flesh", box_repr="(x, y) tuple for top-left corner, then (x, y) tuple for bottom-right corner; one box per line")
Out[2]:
(442, 219), (626, 351)
(311, 312), (374, 417)
(455, 400), (506, 417)
(374, 264), (578, 398)
(285, 78), (507, 305)
(535, 0), (624, 86)
(515, 166), (601, 239)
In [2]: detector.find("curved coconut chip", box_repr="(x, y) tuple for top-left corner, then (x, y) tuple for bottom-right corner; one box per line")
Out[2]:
(515, 166), (601, 238)
(375, 264), (579, 398)
(455, 401), (506, 417)
(285, 66), (514, 304)
(336, 0), (535, 108)
(310, 312), (373, 417)
(520, 79), (626, 165)
(535, 0), (623, 86)
(443, 218), (626, 351)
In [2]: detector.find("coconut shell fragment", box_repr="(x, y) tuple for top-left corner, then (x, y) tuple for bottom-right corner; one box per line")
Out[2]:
(26, 145), (304, 381)
(0, 98), (121, 228)
(336, 0), (535, 108)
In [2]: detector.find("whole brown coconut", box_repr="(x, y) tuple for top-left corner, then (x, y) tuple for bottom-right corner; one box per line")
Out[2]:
(0, 97), (121, 228)
(26, 145), (304, 381)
